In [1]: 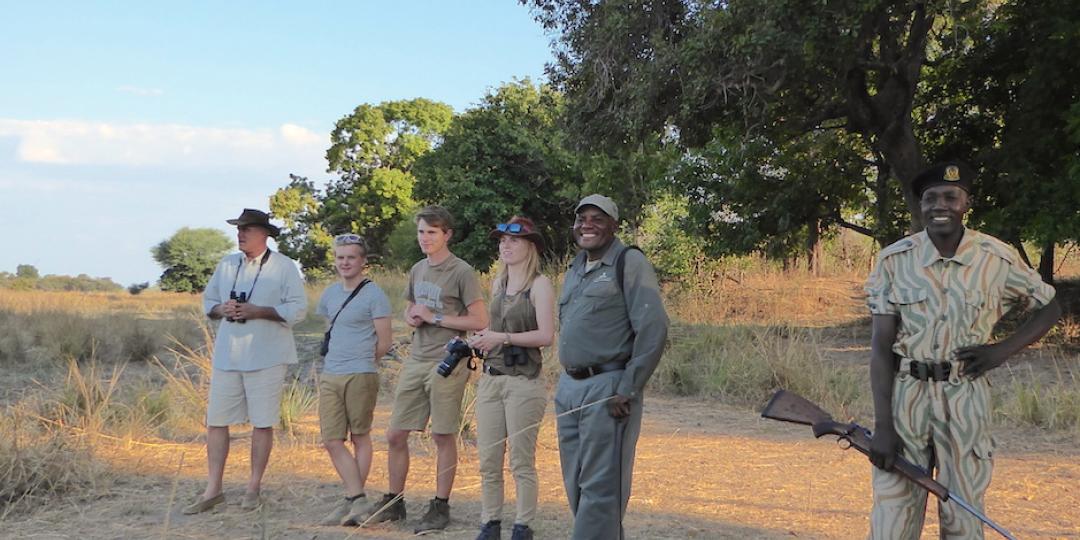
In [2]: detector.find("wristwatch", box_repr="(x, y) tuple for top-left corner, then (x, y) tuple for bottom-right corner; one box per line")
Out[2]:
(433, 313), (444, 327)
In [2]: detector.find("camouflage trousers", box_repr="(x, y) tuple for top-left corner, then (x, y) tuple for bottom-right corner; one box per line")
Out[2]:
(869, 367), (995, 540)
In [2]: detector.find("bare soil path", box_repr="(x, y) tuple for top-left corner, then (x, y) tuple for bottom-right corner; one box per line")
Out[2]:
(4, 393), (1078, 540)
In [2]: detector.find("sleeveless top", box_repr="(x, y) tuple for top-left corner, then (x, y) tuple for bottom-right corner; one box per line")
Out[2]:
(485, 279), (543, 379)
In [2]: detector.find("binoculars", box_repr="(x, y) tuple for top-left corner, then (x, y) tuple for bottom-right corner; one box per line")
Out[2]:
(227, 291), (248, 323)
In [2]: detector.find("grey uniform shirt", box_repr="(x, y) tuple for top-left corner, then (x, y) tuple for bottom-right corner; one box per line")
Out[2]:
(317, 281), (392, 375)
(558, 238), (669, 399)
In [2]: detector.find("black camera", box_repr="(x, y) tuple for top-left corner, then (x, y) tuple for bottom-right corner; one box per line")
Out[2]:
(503, 345), (528, 367)
(227, 291), (247, 323)
(437, 337), (480, 377)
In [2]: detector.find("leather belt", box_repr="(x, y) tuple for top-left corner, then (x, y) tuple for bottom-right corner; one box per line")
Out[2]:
(565, 359), (626, 380)
(908, 360), (953, 382)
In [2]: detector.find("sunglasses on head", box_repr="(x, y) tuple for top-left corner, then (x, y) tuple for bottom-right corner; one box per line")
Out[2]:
(334, 233), (363, 246)
(496, 223), (524, 234)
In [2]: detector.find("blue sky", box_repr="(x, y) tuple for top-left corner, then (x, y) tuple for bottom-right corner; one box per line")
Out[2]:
(0, 1), (554, 285)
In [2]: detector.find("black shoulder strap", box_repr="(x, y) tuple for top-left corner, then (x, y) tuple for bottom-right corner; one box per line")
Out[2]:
(328, 279), (371, 330)
(615, 245), (643, 293)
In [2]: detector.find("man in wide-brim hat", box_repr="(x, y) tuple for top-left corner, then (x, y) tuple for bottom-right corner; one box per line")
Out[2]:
(184, 208), (306, 515)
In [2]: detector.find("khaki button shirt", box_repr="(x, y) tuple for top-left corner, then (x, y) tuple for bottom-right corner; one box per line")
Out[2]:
(864, 229), (1055, 362)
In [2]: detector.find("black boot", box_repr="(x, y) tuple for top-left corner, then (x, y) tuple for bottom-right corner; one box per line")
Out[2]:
(475, 519), (502, 540)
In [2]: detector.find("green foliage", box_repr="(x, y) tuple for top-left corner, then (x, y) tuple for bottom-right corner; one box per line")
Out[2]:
(0, 270), (123, 292)
(635, 194), (704, 280)
(151, 227), (233, 293)
(414, 80), (584, 267)
(383, 216), (423, 270)
(272, 99), (452, 276)
(127, 282), (150, 295)
(15, 265), (39, 280)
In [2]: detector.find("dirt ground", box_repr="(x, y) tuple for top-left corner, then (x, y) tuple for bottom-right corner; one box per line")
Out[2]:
(4, 389), (1078, 540)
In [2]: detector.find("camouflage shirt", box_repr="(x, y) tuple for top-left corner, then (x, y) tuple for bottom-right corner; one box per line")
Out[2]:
(864, 228), (1056, 362)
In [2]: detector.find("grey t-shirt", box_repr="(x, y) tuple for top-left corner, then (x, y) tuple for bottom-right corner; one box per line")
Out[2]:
(317, 281), (392, 375)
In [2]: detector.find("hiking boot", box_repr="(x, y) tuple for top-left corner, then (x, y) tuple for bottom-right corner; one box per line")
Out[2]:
(414, 497), (451, 533)
(364, 493), (406, 524)
(475, 519), (502, 540)
(510, 523), (534, 540)
(339, 494), (369, 526)
(320, 496), (354, 526)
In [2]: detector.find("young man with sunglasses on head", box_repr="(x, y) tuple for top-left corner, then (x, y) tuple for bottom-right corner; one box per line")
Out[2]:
(185, 209), (307, 515)
(315, 234), (393, 527)
(363, 205), (488, 533)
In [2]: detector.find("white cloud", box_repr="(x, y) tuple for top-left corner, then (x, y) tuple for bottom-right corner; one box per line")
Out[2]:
(116, 85), (165, 97)
(0, 118), (327, 172)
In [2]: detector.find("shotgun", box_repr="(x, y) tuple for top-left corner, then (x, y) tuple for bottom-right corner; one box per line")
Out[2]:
(761, 389), (1017, 540)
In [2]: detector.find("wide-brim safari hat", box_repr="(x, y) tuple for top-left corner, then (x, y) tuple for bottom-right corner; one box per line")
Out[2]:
(489, 216), (545, 252)
(226, 208), (281, 238)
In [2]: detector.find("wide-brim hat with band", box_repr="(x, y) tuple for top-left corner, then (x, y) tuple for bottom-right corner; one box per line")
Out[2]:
(489, 216), (545, 252)
(912, 161), (975, 197)
(226, 208), (281, 238)
(574, 193), (619, 221)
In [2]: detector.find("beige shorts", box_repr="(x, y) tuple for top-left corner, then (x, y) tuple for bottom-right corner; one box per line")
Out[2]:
(206, 364), (287, 428)
(319, 372), (379, 441)
(389, 359), (471, 434)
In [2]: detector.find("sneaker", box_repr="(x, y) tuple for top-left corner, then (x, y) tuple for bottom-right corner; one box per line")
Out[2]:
(510, 523), (533, 540)
(475, 519), (501, 540)
(339, 494), (369, 526)
(320, 497), (353, 526)
(181, 493), (225, 515)
(364, 493), (406, 524)
(414, 497), (451, 533)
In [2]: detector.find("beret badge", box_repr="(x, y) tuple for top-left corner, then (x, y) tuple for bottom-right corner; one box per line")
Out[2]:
(944, 165), (961, 182)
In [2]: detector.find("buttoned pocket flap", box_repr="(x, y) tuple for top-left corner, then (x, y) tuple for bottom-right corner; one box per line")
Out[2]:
(583, 281), (619, 298)
(972, 435), (995, 460)
(888, 288), (928, 305)
(964, 291), (984, 308)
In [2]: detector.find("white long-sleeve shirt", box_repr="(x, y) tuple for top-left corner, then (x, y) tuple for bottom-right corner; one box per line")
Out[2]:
(202, 249), (307, 371)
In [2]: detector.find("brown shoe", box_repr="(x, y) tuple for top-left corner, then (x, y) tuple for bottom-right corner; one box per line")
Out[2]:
(182, 493), (225, 515)
(240, 491), (261, 510)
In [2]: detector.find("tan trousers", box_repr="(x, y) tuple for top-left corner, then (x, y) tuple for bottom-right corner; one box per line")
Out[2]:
(869, 373), (995, 540)
(475, 372), (547, 525)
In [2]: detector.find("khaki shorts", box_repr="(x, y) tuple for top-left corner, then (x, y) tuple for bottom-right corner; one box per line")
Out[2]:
(206, 364), (287, 428)
(389, 359), (471, 434)
(319, 372), (379, 441)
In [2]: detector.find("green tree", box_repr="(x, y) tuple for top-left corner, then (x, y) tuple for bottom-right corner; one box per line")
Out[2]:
(15, 264), (39, 279)
(413, 80), (585, 268)
(272, 99), (452, 276)
(151, 228), (233, 293)
(526, 0), (989, 236)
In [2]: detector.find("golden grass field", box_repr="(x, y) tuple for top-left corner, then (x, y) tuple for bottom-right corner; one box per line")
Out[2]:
(1, 246), (1079, 539)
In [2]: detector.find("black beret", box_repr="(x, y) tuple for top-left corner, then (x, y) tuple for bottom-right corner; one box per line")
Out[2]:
(912, 161), (975, 197)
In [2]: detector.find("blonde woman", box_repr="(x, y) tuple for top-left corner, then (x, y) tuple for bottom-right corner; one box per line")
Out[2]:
(469, 216), (555, 540)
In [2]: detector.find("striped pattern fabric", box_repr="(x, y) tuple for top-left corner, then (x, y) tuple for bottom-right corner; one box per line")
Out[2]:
(863, 228), (1055, 539)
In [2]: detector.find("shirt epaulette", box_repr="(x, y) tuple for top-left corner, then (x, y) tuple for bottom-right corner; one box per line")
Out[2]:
(878, 235), (918, 260)
(977, 235), (1019, 265)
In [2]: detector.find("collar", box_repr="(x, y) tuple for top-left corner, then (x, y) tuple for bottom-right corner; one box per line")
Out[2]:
(919, 227), (976, 267)
(574, 237), (624, 272)
(244, 248), (269, 264)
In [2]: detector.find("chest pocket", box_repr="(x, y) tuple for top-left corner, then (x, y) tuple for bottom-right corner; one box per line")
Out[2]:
(888, 287), (931, 323)
(582, 280), (623, 314)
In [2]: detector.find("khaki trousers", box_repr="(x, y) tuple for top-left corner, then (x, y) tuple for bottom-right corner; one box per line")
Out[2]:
(869, 373), (995, 540)
(475, 372), (547, 526)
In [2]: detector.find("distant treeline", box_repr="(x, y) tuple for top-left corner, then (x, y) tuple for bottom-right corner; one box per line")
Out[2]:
(1, 265), (123, 292)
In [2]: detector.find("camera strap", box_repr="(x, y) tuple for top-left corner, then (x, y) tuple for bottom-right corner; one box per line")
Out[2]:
(326, 279), (371, 337)
(229, 249), (273, 299)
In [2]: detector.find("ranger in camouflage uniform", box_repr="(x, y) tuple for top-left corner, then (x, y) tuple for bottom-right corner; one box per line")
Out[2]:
(865, 161), (1061, 539)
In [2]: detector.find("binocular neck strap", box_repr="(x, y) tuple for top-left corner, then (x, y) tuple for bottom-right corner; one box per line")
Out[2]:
(229, 249), (273, 299)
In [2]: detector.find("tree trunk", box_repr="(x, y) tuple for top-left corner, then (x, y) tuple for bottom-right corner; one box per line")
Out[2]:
(807, 218), (823, 276)
(1038, 241), (1055, 285)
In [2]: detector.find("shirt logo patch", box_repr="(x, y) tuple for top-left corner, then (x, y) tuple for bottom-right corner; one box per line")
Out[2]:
(595, 272), (613, 283)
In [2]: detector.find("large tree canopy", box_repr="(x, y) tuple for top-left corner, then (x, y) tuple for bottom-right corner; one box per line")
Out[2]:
(271, 98), (453, 277)
(413, 80), (584, 268)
